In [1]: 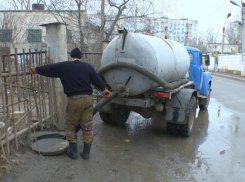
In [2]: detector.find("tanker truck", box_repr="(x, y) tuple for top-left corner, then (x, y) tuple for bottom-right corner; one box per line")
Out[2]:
(96, 29), (211, 137)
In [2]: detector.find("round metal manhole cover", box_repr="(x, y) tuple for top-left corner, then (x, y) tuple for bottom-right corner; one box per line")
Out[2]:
(31, 133), (69, 156)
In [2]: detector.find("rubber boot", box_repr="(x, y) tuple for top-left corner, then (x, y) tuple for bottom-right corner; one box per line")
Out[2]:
(80, 143), (91, 160)
(66, 142), (77, 160)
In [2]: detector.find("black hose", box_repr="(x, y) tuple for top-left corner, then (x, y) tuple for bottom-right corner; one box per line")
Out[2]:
(98, 62), (188, 89)
(92, 91), (118, 115)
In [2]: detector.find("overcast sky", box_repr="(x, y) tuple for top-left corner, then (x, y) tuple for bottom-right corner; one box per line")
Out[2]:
(168, 0), (242, 41)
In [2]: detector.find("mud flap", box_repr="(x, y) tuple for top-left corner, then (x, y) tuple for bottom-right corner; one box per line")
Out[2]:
(164, 89), (196, 124)
(198, 97), (207, 106)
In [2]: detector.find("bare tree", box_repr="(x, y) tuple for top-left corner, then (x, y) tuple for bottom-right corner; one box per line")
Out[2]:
(75, 0), (87, 51)
(226, 23), (241, 45)
(38, 0), (87, 52)
(205, 27), (219, 44)
(2, 0), (43, 10)
(104, 0), (129, 41)
(1, 0), (177, 52)
(0, 12), (29, 43)
(196, 36), (207, 53)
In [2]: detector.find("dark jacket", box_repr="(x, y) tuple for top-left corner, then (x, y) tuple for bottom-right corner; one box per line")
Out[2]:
(35, 60), (105, 97)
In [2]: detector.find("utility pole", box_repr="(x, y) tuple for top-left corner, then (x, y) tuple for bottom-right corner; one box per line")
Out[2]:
(241, 3), (245, 76)
(242, 3), (245, 53)
(230, 0), (245, 76)
(222, 13), (231, 54)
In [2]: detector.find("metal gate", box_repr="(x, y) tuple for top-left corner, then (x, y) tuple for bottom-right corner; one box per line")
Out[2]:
(0, 48), (57, 155)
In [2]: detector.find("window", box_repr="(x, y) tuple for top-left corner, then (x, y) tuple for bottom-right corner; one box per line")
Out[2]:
(0, 29), (12, 42)
(189, 53), (193, 61)
(199, 53), (202, 65)
(27, 29), (42, 43)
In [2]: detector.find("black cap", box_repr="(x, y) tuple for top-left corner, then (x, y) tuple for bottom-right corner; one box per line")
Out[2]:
(70, 48), (82, 59)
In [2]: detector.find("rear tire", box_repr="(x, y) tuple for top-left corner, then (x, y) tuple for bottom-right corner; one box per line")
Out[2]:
(109, 104), (130, 125)
(99, 112), (113, 124)
(178, 95), (197, 137)
(166, 122), (178, 135)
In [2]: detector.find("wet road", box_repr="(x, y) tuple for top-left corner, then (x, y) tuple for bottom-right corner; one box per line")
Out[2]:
(2, 74), (245, 182)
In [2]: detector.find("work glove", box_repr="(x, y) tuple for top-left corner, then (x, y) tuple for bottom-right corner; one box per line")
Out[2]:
(28, 67), (36, 74)
(102, 88), (111, 98)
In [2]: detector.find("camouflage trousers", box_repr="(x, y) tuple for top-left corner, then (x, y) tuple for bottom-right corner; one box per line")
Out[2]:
(65, 95), (93, 144)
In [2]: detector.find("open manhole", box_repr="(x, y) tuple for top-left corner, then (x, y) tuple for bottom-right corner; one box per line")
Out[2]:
(31, 133), (69, 156)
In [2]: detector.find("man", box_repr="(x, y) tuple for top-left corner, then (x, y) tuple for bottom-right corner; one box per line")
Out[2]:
(28, 48), (110, 160)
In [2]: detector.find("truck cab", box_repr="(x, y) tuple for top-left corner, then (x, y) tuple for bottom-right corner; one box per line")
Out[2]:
(186, 47), (212, 110)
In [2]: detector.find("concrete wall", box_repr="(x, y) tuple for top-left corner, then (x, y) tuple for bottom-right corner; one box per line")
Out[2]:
(217, 54), (242, 73)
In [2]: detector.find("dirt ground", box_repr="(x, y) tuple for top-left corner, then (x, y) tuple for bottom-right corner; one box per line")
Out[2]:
(1, 112), (201, 182)
(1, 95), (245, 182)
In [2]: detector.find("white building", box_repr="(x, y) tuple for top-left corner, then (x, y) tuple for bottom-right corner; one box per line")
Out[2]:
(165, 18), (198, 45)
(207, 43), (241, 54)
(101, 16), (199, 46)
(0, 4), (89, 53)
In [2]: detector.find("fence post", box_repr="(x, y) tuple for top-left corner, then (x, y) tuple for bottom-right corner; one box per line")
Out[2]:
(40, 22), (67, 130)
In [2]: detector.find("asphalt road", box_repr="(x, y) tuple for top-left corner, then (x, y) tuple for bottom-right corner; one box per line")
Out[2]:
(2, 74), (245, 182)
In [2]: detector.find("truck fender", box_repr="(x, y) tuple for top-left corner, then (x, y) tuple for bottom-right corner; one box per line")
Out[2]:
(164, 89), (197, 124)
(200, 72), (211, 95)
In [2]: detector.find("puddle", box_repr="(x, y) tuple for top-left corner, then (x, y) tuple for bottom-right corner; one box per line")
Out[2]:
(97, 97), (245, 181)
(123, 97), (244, 180)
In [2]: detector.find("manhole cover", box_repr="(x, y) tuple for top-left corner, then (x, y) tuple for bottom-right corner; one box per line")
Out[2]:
(31, 133), (69, 156)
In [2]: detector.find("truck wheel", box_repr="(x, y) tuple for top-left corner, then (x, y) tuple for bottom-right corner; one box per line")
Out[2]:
(199, 85), (211, 110)
(109, 105), (130, 125)
(178, 95), (196, 137)
(99, 112), (113, 124)
(166, 122), (178, 135)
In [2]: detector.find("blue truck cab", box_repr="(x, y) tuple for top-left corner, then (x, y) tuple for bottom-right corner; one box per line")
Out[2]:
(186, 46), (212, 110)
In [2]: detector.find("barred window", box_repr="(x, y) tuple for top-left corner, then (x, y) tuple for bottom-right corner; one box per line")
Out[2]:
(27, 29), (42, 43)
(0, 29), (13, 42)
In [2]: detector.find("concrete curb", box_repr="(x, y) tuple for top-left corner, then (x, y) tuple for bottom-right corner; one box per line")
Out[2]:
(212, 72), (245, 82)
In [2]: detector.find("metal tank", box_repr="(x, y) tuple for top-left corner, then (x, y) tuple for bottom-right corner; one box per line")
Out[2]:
(101, 31), (190, 96)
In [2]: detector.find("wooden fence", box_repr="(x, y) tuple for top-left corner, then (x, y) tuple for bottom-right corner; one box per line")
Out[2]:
(0, 48), (57, 156)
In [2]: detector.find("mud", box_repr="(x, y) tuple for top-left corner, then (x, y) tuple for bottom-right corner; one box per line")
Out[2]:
(1, 75), (245, 182)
